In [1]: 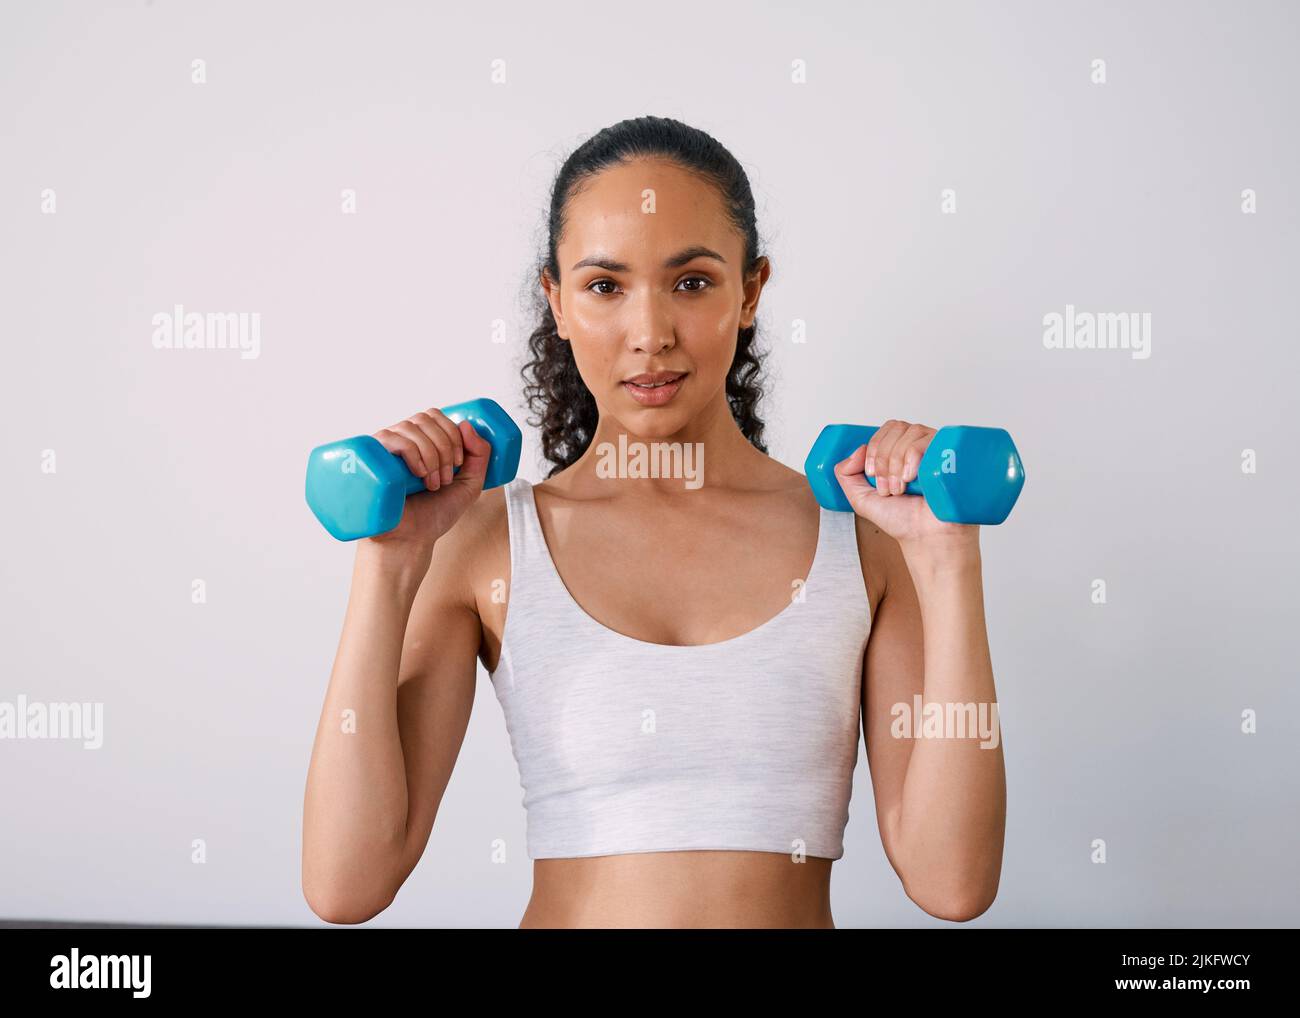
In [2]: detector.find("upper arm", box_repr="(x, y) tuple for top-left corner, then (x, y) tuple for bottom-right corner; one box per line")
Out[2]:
(389, 491), (504, 889)
(855, 515), (925, 879)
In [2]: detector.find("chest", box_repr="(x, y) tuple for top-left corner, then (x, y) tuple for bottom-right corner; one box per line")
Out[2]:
(480, 488), (823, 660)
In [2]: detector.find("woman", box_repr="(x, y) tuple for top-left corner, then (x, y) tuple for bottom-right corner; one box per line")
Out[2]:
(302, 116), (1007, 928)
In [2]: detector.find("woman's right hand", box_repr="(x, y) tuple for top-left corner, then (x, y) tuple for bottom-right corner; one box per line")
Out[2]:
(362, 407), (494, 558)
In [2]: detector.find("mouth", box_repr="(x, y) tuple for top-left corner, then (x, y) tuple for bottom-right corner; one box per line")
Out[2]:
(621, 371), (688, 406)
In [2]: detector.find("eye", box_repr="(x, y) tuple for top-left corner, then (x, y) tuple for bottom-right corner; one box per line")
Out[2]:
(677, 276), (712, 293)
(586, 276), (712, 296)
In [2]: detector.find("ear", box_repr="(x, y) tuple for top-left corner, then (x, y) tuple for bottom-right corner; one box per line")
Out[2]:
(540, 267), (570, 341)
(738, 256), (771, 330)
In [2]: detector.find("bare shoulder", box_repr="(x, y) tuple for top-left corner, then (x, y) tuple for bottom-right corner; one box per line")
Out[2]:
(757, 454), (891, 610)
(759, 456), (818, 503)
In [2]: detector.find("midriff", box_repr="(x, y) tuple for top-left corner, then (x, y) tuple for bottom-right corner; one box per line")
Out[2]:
(520, 851), (835, 928)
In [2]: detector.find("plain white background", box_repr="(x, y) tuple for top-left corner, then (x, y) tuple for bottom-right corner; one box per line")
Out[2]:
(1, 0), (1296, 926)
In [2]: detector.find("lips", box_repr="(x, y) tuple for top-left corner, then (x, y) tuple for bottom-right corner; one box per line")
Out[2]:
(624, 371), (688, 386)
(622, 370), (688, 406)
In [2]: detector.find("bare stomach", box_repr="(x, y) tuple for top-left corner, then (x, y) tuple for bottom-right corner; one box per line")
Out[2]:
(519, 850), (836, 928)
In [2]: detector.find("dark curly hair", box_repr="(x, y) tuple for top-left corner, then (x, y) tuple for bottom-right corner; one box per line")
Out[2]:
(520, 116), (770, 478)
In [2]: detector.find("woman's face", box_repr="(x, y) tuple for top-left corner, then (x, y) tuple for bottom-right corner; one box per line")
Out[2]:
(544, 157), (768, 439)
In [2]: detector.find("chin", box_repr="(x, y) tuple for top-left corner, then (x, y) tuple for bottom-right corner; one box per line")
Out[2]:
(615, 404), (691, 437)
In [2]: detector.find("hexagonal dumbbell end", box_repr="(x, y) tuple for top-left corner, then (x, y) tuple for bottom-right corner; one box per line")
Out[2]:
(305, 397), (522, 541)
(805, 424), (898, 512)
(804, 422), (1025, 524)
(915, 425), (1025, 524)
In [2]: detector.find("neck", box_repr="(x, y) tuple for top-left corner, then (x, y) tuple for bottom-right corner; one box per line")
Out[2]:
(565, 386), (766, 497)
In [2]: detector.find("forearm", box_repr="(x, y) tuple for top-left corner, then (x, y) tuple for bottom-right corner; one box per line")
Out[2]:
(892, 542), (1007, 918)
(302, 544), (429, 917)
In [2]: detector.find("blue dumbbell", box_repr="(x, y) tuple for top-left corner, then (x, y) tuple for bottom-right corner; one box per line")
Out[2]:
(305, 397), (522, 541)
(804, 424), (1025, 524)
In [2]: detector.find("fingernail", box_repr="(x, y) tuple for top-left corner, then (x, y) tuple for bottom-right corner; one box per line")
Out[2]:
(890, 475), (900, 494)
(442, 466), (454, 484)
(865, 457), (875, 475)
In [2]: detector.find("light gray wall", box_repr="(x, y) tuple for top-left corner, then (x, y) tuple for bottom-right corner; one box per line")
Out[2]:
(1, 0), (1296, 927)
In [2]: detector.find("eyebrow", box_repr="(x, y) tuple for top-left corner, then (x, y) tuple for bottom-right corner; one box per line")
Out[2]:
(570, 245), (727, 273)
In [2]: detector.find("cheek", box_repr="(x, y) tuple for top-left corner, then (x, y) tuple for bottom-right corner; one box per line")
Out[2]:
(566, 334), (616, 388)
(676, 299), (735, 346)
(707, 309), (738, 362)
(564, 303), (614, 355)
(565, 305), (602, 340)
(671, 307), (736, 379)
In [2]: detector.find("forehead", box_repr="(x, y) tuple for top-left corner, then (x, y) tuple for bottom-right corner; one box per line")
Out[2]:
(559, 158), (735, 259)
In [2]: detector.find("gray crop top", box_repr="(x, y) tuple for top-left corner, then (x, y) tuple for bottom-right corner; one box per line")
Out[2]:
(488, 477), (872, 860)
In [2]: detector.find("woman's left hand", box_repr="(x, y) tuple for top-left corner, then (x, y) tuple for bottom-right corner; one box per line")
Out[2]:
(832, 419), (980, 556)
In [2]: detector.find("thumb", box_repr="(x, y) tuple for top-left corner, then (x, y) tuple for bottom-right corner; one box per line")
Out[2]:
(452, 419), (493, 492)
(832, 443), (886, 520)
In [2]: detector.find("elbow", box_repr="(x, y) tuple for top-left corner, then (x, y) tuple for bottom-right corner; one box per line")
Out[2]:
(303, 884), (393, 925)
(905, 878), (999, 923)
(919, 892), (996, 923)
(301, 829), (406, 924)
(302, 866), (396, 926)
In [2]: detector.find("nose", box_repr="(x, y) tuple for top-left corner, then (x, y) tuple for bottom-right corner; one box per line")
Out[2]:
(624, 291), (676, 355)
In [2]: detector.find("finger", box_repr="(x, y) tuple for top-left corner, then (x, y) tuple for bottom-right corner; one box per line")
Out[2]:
(871, 421), (908, 495)
(889, 423), (930, 492)
(421, 409), (465, 472)
(833, 442), (872, 494)
(373, 428), (430, 482)
(833, 443), (888, 520)
(388, 420), (442, 490)
(451, 419), (492, 488)
(413, 416), (460, 491)
(904, 425), (939, 484)
(863, 421), (901, 484)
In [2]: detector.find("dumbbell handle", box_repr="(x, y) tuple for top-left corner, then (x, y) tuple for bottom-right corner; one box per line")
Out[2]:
(390, 441), (470, 496)
(380, 400), (519, 493)
(805, 422), (1025, 524)
(856, 425), (924, 496)
(305, 397), (522, 542)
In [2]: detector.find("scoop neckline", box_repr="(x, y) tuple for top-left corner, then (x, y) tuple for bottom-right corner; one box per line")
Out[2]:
(518, 477), (826, 652)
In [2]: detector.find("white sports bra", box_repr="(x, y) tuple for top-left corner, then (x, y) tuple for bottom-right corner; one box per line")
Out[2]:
(488, 477), (872, 861)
